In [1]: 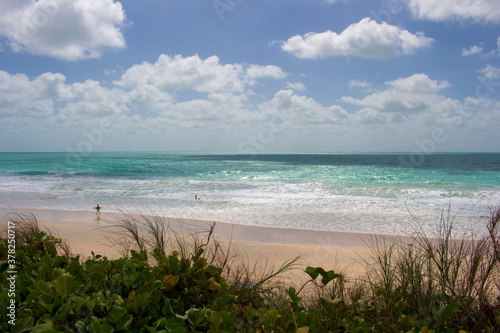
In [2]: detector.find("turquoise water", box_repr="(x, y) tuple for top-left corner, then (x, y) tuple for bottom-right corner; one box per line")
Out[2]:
(0, 152), (499, 234)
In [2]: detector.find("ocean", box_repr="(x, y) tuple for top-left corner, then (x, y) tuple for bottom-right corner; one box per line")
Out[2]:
(0, 152), (499, 235)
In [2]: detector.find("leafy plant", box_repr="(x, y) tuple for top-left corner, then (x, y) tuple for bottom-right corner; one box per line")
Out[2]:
(1, 206), (499, 332)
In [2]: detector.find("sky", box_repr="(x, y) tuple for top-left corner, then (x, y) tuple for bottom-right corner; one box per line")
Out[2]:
(0, 0), (499, 153)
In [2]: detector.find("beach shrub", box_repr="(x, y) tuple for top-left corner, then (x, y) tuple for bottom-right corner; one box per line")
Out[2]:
(0, 207), (499, 332)
(0, 221), (298, 332)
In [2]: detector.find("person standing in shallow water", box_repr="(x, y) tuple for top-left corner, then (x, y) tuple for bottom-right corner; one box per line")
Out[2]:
(95, 204), (101, 217)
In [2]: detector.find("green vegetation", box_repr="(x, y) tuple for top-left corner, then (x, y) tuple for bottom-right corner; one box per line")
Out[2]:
(1, 208), (499, 332)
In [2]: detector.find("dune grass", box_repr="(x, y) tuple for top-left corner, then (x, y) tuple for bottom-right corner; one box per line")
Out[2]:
(1, 206), (499, 332)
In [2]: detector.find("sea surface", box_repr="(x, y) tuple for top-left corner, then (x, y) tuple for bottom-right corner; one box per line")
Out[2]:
(0, 152), (499, 235)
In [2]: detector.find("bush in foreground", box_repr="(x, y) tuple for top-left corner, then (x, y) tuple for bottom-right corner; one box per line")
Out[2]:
(0, 208), (499, 332)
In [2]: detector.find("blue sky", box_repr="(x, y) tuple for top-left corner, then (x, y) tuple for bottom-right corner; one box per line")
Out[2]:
(0, 0), (499, 152)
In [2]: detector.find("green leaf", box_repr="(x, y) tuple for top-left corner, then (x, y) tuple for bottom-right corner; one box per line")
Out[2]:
(305, 267), (320, 280)
(131, 250), (148, 262)
(87, 321), (115, 333)
(55, 273), (74, 297)
(134, 293), (150, 309)
(39, 294), (54, 312)
(54, 299), (77, 321)
(320, 270), (340, 286)
(120, 315), (133, 329)
(139, 270), (154, 283)
(212, 295), (236, 311)
(433, 303), (461, 326)
(287, 286), (301, 306)
(11, 316), (34, 333)
(51, 268), (65, 280)
(165, 317), (188, 332)
(35, 280), (54, 295)
(88, 266), (107, 287)
(186, 308), (204, 326)
(320, 297), (342, 309)
(305, 267), (340, 285)
(75, 321), (87, 333)
(162, 298), (174, 316)
(31, 314), (54, 333)
(219, 310), (236, 328)
(109, 306), (127, 322)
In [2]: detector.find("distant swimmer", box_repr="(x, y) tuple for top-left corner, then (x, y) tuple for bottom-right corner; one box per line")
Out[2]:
(95, 204), (101, 217)
(195, 194), (197, 200)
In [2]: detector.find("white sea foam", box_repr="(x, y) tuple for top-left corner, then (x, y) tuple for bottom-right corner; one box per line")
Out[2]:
(1, 153), (500, 235)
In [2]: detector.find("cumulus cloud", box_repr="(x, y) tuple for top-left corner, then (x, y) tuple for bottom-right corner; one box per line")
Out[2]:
(286, 82), (306, 91)
(114, 54), (290, 110)
(461, 45), (484, 57)
(405, 0), (500, 23)
(353, 108), (403, 125)
(0, 0), (126, 60)
(258, 89), (349, 128)
(387, 73), (450, 92)
(246, 65), (287, 80)
(349, 80), (373, 91)
(0, 71), (60, 116)
(339, 75), (485, 143)
(461, 37), (500, 57)
(477, 65), (500, 80)
(115, 54), (247, 94)
(341, 73), (453, 113)
(2, 57), (499, 151)
(281, 18), (433, 59)
(0, 70), (134, 119)
(0, 54), (290, 134)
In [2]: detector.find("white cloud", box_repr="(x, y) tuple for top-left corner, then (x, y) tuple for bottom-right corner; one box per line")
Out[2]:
(259, 90), (349, 129)
(349, 79), (373, 91)
(0, 55), (290, 134)
(477, 65), (500, 80)
(387, 73), (450, 92)
(353, 108), (403, 125)
(461, 37), (500, 57)
(281, 18), (433, 59)
(341, 74), (453, 113)
(115, 54), (288, 108)
(246, 65), (287, 80)
(0, 0), (126, 60)
(0, 71), (60, 116)
(286, 82), (306, 91)
(3, 61), (499, 152)
(405, 0), (500, 24)
(461, 45), (484, 57)
(0, 70), (136, 120)
(115, 54), (246, 94)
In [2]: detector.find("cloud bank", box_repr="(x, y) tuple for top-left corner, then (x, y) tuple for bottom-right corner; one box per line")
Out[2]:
(0, 52), (498, 151)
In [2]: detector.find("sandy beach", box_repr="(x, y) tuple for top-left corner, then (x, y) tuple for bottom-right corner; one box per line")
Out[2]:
(0, 207), (389, 278)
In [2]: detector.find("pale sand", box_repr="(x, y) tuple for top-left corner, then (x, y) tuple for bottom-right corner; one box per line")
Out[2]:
(0, 207), (394, 278)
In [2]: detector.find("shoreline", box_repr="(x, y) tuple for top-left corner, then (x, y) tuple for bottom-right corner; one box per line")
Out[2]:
(0, 206), (403, 276)
(0, 206), (404, 244)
